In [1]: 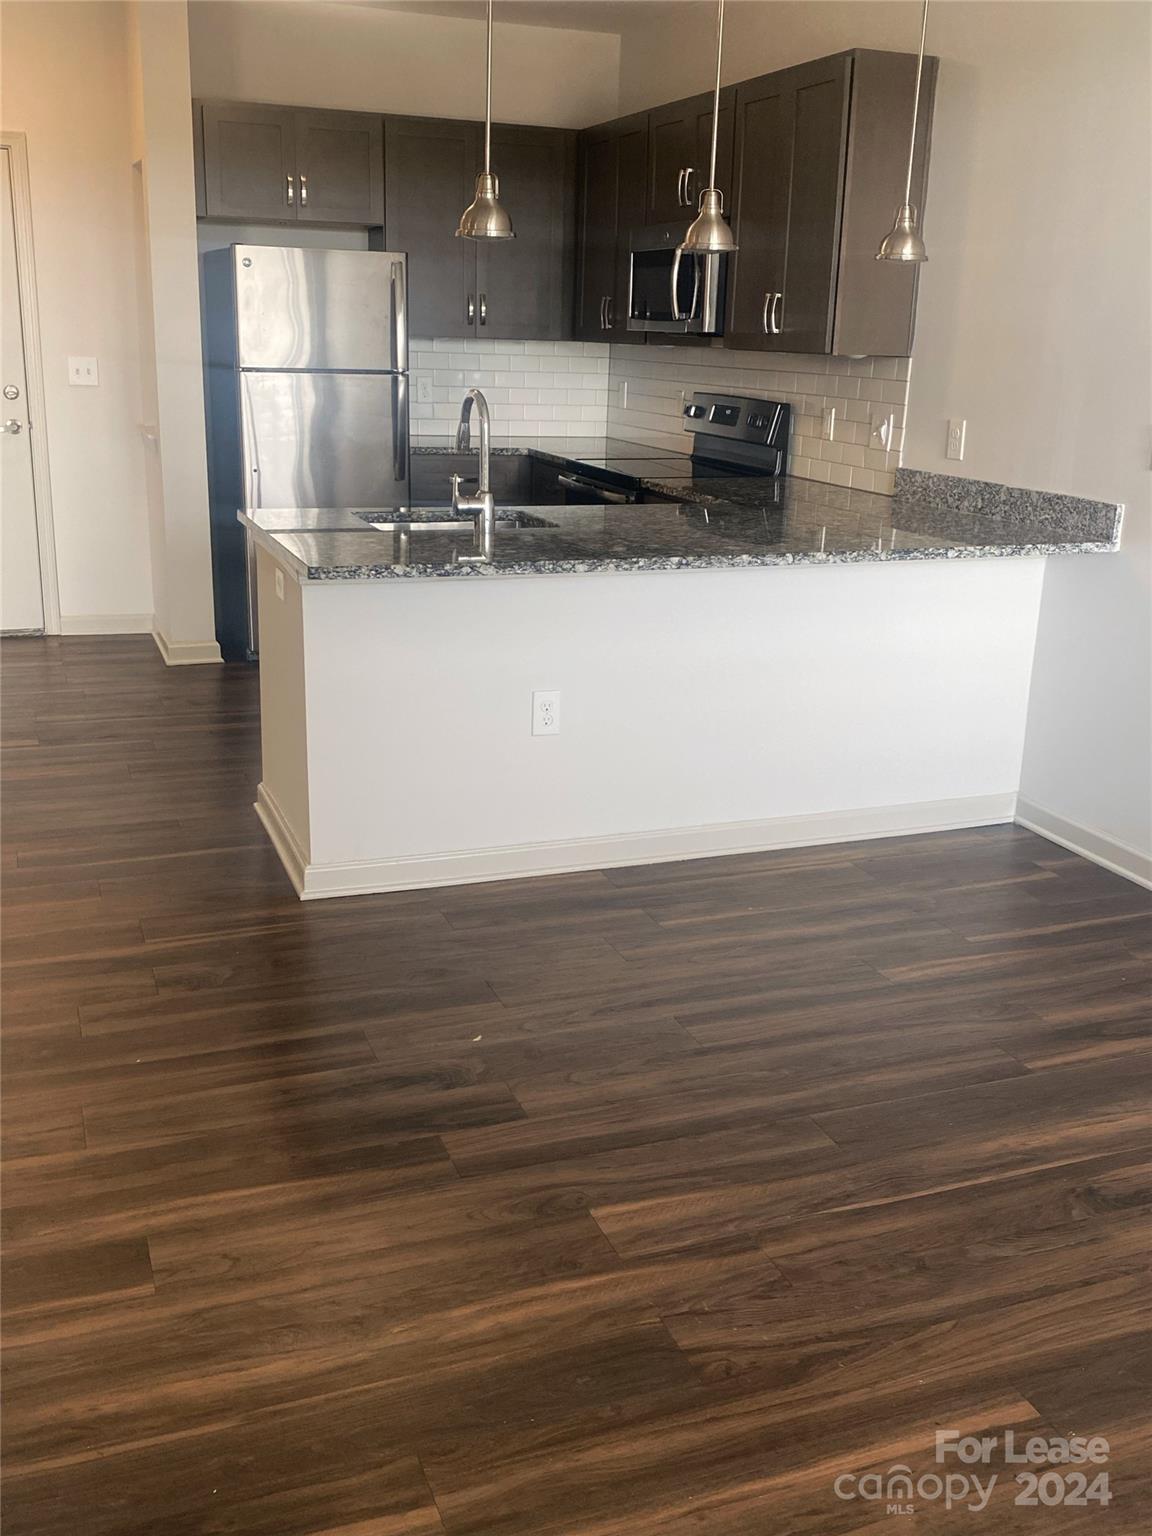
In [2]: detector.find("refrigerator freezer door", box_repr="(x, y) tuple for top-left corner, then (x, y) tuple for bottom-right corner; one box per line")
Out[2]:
(240, 371), (410, 509)
(232, 246), (408, 372)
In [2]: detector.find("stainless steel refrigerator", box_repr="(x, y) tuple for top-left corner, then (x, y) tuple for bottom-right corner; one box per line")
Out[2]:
(202, 244), (409, 660)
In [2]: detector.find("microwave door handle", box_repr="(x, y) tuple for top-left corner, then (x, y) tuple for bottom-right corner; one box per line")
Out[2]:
(670, 245), (684, 322)
(689, 254), (702, 320)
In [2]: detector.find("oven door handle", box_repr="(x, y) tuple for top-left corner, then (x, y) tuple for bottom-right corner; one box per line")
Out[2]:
(556, 473), (633, 505)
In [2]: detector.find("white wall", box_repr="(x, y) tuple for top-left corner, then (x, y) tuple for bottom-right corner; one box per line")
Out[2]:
(129, 0), (220, 662)
(0, 0), (153, 631)
(617, 0), (1152, 873)
(188, 0), (622, 128)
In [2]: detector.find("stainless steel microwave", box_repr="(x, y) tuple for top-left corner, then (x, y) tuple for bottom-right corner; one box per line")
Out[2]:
(628, 225), (728, 336)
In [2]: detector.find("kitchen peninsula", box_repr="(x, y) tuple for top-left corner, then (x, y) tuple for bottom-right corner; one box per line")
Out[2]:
(245, 447), (1121, 898)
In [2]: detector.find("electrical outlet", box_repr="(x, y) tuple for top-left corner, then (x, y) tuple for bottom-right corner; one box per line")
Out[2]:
(821, 405), (836, 441)
(68, 356), (99, 387)
(416, 378), (433, 404)
(871, 412), (894, 450)
(274, 569), (285, 601)
(532, 690), (560, 736)
(947, 418), (967, 461)
(619, 379), (629, 410)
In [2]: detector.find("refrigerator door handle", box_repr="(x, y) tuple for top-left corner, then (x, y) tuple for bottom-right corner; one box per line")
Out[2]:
(392, 375), (409, 485)
(390, 260), (408, 373)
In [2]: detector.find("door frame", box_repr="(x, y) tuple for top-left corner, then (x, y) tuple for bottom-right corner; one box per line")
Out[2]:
(1, 131), (60, 634)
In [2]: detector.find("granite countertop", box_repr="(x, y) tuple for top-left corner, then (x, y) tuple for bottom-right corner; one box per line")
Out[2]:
(242, 484), (1121, 585)
(241, 435), (1122, 581)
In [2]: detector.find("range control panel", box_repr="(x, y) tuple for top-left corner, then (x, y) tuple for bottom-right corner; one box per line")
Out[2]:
(683, 391), (791, 450)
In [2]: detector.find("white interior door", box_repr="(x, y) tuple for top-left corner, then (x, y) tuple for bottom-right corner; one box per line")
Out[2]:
(1, 144), (44, 634)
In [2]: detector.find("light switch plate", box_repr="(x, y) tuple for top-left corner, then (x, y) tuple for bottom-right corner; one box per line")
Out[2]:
(416, 378), (433, 404)
(821, 406), (836, 441)
(68, 356), (99, 387)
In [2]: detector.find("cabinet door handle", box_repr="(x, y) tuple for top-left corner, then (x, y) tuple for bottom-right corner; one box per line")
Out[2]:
(299, 173), (308, 208)
(286, 174), (295, 207)
(683, 167), (695, 208)
(479, 293), (487, 326)
(599, 296), (606, 330)
(676, 168), (686, 206)
(467, 293), (475, 325)
(605, 296), (614, 329)
(769, 291), (783, 336)
(762, 292), (771, 334)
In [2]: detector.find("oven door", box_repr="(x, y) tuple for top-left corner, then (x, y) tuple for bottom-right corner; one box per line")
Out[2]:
(628, 235), (727, 336)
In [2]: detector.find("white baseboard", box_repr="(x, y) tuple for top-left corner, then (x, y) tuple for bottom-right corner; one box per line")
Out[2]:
(151, 628), (223, 666)
(254, 785), (1018, 900)
(254, 783), (309, 896)
(1015, 798), (1152, 890)
(59, 612), (153, 636)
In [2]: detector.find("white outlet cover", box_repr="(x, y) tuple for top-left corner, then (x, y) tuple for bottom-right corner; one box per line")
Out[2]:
(68, 356), (99, 387)
(532, 689), (560, 736)
(947, 418), (967, 461)
(416, 378), (433, 404)
(821, 406), (836, 441)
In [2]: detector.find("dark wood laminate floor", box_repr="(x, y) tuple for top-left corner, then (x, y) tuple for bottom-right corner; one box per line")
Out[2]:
(2, 635), (1151, 1535)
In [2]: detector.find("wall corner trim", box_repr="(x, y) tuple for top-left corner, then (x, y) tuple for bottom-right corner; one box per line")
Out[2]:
(151, 627), (223, 667)
(1015, 798), (1152, 891)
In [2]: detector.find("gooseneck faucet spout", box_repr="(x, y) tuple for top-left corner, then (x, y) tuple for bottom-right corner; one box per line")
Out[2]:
(451, 388), (496, 563)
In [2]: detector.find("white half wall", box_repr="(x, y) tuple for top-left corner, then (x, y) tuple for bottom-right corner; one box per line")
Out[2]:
(256, 555), (1046, 896)
(188, 0), (622, 128)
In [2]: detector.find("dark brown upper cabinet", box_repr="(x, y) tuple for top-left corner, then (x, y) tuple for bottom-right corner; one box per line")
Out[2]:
(200, 103), (297, 222)
(477, 126), (576, 341)
(385, 117), (576, 342)
(726, 49), (937, 357)
(574, 112), (648, 343)
(646, 88), (735, 225)
(198, 102), (383, 226)
(384, 117), (478, 339)
(294, 111), (384, 225)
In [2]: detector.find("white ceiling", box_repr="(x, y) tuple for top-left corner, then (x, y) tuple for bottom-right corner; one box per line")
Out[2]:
(355, 1), (704, 37)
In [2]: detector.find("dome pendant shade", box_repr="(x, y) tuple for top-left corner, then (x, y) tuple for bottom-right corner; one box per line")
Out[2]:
(456, 173), (514, 241)
(876, 202), (927, 263)
(877, 0), (930, 262)
(679, 188), (737, 255)
(455, 0), (514, 241)
(675, 1), (737, 259)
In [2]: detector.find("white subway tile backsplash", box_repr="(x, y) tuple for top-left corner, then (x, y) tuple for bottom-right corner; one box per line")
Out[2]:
(605, 342), (910, 496)
(411, 335), (910, 495)
(410, 338), (612, 437)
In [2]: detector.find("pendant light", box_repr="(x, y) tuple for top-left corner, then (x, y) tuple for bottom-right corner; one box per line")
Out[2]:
(877, 0), (930, 262)
(456, 0), (514, 240)
(677, 0), (737, 255)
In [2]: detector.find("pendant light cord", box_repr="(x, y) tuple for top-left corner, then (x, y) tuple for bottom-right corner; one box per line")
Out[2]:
(903, 0), (929, 206)
(707, 0), (724, 189)
(484, 0), (493, 176)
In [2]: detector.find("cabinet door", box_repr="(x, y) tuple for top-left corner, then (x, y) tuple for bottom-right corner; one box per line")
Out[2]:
(477, 127), (575, 341)
(201, 103), (297, 221)
(646, 99), (698, 222)
(385, 117), (478, 340)
(295, 110), (384, 225)
(646, 91), (735, 223)
(688, 88), (736, 218)
(726, 77), (793, 348)
(574, 129), (620, 341)
(726, 56), (849, 353)
(776, 58), (850, 354)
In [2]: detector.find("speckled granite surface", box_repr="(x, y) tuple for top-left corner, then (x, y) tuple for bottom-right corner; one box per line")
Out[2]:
(242, 471), (1121, 581)
(893, 468), (1123, 544)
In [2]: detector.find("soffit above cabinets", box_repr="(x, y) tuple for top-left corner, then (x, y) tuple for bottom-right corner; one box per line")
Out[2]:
(351, 0), (697, 36)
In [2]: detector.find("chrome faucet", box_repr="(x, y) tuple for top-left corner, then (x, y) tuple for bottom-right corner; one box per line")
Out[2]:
(451, 387), (496, 563)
